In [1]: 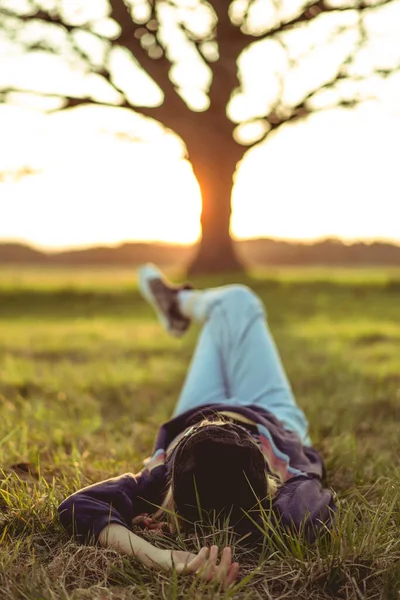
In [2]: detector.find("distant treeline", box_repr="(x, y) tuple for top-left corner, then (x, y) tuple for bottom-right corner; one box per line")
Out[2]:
(1, 238), (400, 267)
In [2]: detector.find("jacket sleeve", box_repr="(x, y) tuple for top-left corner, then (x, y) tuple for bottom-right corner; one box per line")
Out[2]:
(271, 475), (336, 542)
(58, 472), (162, 544)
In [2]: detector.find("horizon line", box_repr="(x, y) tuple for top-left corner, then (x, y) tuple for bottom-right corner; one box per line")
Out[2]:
(2, 235), (400, 253)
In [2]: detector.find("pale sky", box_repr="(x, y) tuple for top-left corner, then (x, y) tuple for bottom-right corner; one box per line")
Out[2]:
(1, 0), (400, 250)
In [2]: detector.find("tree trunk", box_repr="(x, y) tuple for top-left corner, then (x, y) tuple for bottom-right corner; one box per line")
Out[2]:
(186, 136), (245, 275)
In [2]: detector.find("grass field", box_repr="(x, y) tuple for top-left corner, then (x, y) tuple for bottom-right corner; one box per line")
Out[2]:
(1, 266), (400, 600)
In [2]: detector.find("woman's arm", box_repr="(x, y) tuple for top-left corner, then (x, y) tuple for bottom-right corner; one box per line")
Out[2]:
(58, 472), (161, 543)
(99, 524), (240, 587)
(59, 476), (240, 586)
(98, 524), (172, 569)
(272, 475), (336, 541)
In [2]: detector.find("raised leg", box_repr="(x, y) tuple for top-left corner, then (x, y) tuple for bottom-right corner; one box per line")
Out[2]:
(175, 285), (310, 445)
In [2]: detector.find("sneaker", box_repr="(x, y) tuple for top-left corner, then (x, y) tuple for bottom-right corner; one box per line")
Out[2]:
(138, 264), (192, 337)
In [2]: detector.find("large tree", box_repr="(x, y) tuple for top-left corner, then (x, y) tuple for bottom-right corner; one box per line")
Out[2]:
(0, 0), (399, 272)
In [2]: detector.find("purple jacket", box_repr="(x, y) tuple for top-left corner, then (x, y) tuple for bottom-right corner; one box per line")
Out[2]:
(58, 404), (336, 544)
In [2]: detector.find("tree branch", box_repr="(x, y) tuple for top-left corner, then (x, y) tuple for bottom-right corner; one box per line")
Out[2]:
(0, 6), (82, 35)
(241, 0), (397, 148)
(0, 0), (192, 127)
(0, 86), (160, 118)
(109, 0), (187, 116)
(246, 63), (398, 148)
(207, 0), (244, 113)
(245, 0), (395, 42)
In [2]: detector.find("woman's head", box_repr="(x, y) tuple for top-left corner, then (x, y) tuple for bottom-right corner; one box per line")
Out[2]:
(170, 418), (270, 529)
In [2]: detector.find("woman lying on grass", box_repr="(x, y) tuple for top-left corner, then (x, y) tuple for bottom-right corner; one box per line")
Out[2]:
(58, 265), (336, 588)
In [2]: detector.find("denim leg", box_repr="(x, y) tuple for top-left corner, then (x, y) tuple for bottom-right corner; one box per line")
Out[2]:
(174, 285), (310, 444)
(172, 323), (229, 416)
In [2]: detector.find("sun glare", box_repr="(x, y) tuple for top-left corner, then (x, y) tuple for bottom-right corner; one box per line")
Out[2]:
(1, 102), (400, 249)
(0, 106), (202, 248)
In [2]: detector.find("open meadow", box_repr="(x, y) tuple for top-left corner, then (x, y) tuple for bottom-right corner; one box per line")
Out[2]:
(0, 266), (400, 600)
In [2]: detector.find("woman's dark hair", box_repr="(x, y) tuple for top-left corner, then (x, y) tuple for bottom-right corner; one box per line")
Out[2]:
(171, 420), (268, 527)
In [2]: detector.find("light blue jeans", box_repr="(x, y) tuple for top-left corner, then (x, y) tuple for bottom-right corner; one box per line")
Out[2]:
(173, 285), (311, 446)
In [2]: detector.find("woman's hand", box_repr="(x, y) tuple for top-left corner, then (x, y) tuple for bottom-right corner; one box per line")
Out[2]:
(171, 545), (240, 589)
(132, 513), (168, 532)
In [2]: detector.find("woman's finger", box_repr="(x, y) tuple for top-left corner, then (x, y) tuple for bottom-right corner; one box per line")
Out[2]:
(202, 545), (219, 581)
(185, 546), (209, 573)
(147, 521), (168, 530)
(132, 513), (149, 525)
(213, 547), (232, 584)
(223, 562), (240, 590)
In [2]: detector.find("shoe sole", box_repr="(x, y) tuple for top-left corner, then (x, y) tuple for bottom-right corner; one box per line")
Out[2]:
(137, 264), (183, 338)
